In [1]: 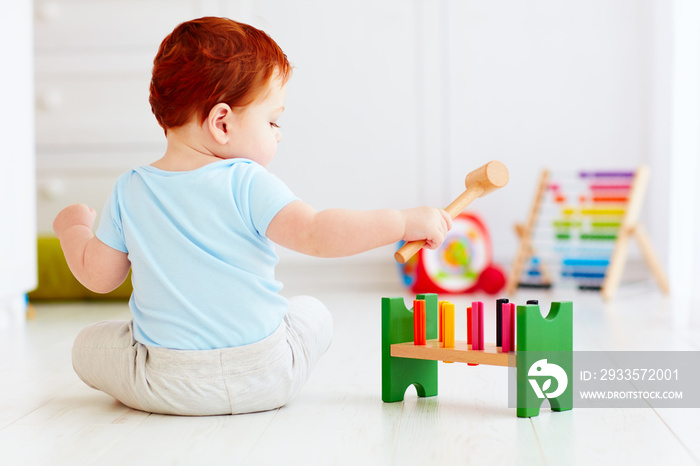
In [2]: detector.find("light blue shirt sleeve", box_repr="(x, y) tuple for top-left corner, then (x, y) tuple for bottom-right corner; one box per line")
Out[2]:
(96, 180), (128, 253)
(236, 163), (298, 238)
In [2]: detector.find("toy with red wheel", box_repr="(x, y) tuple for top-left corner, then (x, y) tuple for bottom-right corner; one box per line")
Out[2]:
(395, 161), (509, 294)
(398, 211), (506, 295)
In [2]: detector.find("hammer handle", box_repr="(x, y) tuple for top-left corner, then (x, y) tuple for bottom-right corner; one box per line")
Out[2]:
(445, 184), (484, 218)
(394, 184), (485, 264)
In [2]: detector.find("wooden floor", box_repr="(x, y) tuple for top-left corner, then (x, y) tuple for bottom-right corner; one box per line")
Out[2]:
(1, 263), (699, 465)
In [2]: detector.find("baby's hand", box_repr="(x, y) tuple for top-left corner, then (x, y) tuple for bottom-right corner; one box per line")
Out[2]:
(401, 207), (452, 250)
(53, 204), (97, 239)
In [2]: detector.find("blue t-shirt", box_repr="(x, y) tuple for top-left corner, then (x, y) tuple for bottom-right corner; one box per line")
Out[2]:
(96, 159), (297, 350)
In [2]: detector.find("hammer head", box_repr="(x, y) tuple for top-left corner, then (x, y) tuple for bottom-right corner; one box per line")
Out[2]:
(464, 161), (509, 195)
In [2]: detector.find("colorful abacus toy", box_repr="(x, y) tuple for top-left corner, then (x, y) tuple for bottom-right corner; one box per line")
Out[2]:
(506, 165), (669, 300)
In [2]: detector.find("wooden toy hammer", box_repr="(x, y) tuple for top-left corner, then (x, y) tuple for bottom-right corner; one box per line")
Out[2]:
(394, 161), (509, 264)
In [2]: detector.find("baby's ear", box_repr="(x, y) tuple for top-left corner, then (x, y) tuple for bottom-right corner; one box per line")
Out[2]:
(207, 103), (234, 144)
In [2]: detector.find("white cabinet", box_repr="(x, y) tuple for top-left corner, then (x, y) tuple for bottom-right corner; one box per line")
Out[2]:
(1, 3), (35, 328)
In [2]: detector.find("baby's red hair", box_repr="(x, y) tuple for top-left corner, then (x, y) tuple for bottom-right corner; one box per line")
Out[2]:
(149, 17), (291, 132)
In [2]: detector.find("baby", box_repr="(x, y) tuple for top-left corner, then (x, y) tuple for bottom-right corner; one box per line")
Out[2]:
(53, 16), (451, 416)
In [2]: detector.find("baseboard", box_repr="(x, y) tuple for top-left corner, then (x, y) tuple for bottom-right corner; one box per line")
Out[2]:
(0, 295), (28, 330)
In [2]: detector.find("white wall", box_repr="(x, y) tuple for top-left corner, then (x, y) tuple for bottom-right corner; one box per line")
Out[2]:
(444, 1), (669, 266)
(34, 1), (681, 275)
(1, 1), (36, 327)
(668, 0), (700, 308)
(272, 0), (672, 266)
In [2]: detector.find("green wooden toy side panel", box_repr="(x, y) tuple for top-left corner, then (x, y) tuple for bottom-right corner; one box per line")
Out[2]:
(516, 301), (573, 418)
(381, 294), (438, 402)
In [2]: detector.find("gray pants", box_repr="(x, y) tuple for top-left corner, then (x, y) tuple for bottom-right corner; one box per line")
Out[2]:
(72, 296), (332, 416)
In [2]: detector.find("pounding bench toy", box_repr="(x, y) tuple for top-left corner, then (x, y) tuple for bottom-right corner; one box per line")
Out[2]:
(395, 160), (509, 264)
(381, 295), (573, 418)
(387, 161), (572, 417)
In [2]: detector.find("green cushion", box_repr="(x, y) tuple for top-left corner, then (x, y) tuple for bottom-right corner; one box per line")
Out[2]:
(28, 236), (132, 301)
